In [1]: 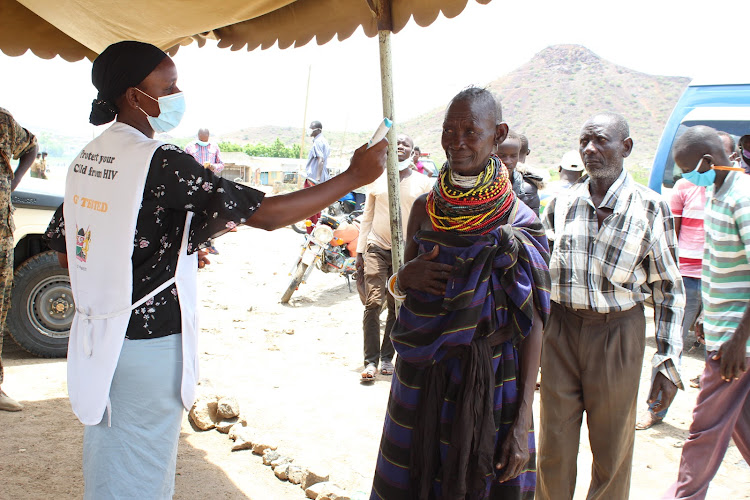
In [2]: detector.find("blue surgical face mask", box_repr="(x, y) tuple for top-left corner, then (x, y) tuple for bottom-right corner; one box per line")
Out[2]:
(398, 157), (412, 171)
(136, 88), (186, 134)
(196, 140), (209, 147)
(682, 157), (715, 187)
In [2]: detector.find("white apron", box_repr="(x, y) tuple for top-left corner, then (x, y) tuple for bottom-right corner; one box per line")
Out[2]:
(64, 122), (199, 426)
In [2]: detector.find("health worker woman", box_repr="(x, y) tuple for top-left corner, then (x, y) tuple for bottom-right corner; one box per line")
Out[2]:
(44, 41), (386, 499)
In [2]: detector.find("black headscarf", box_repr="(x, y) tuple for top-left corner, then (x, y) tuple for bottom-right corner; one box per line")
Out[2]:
(89, 41), (168, 126)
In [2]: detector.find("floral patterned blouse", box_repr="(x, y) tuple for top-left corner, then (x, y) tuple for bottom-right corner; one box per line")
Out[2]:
(45, 144), (265, 340)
